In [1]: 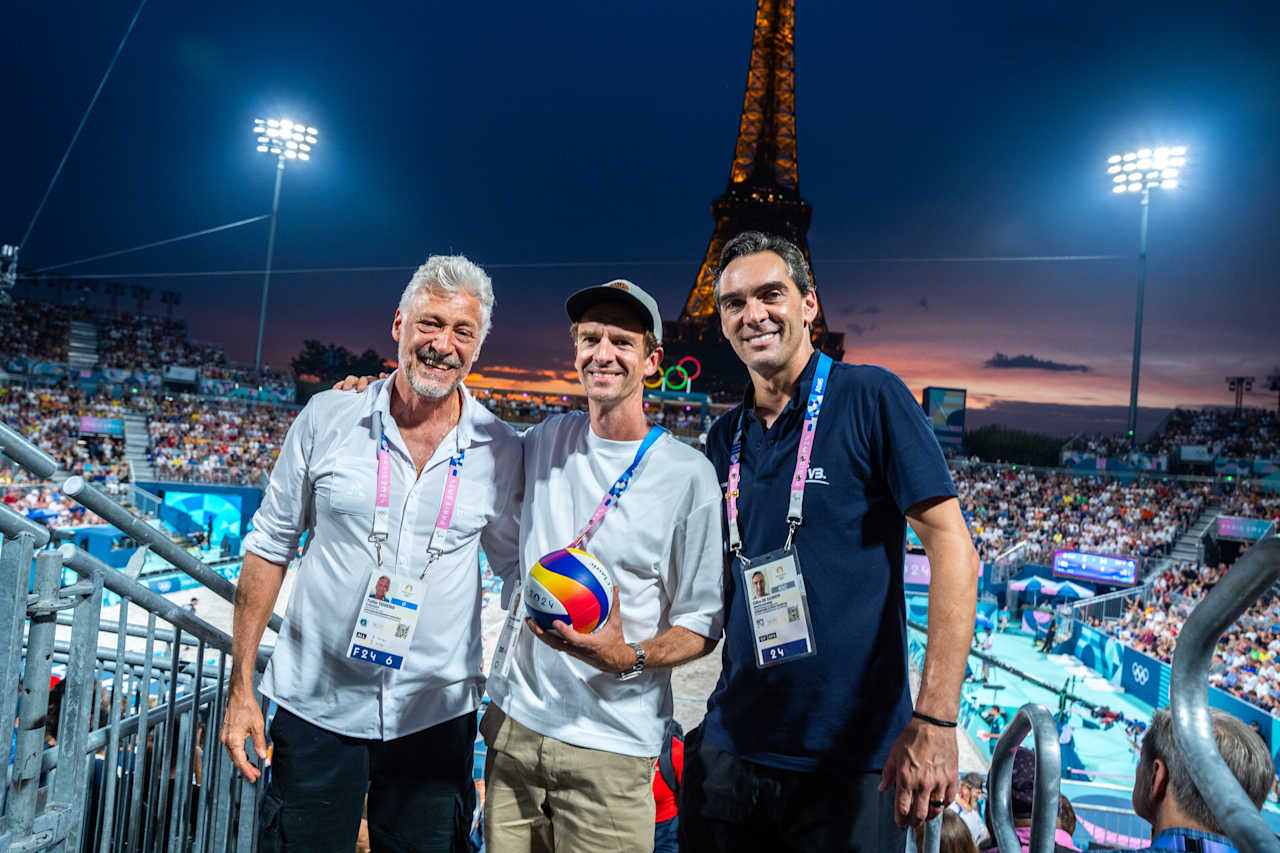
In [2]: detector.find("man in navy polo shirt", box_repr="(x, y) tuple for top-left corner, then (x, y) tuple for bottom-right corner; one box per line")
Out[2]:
(680, 231), (980, 851)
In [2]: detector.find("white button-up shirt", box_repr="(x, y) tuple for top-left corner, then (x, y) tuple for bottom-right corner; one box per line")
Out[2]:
(244, 376), (522, 740)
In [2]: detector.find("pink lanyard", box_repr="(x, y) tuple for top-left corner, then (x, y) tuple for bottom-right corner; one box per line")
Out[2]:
(726, 353), (832, 560)
(369, 430), (465, 576)
(568, 425), (664, 549)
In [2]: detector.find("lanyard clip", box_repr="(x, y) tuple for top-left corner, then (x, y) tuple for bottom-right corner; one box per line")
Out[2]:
(784, 520), (799, 551)
(420, 549), (441, 580)
(369, 533), (386, 566)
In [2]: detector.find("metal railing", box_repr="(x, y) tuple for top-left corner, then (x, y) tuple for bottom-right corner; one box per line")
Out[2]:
(1169, 534), (1280, 853)
(0, 419), (277, 852)
(986, 703), (1062, 853)
(1070, 577), (1155, 623)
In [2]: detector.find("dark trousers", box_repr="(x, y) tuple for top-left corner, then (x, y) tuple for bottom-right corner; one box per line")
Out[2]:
(654, 816), (679, 853)
(678, 726), (905, 853)
(259, 707), (477, 853)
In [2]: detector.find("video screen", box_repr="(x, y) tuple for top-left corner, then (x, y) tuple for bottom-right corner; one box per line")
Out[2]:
(922, 387), (966, 448)
(163, 490), (244, 544)
(1053, 550), (1138, 586)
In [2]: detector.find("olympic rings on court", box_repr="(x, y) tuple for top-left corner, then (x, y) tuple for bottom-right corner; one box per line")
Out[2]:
(643, 372), (665, 389)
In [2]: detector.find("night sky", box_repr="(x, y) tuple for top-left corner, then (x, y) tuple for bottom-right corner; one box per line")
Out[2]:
(5, 1), (1278, 435)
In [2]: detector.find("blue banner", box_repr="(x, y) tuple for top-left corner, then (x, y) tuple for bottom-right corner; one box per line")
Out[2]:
(1073, 623), (1125, 681)
(1121, 645), (1168, 708)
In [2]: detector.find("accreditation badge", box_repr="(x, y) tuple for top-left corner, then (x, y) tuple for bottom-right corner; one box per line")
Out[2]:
(741, 548), (817, 668)
(347, 571), (427, 670)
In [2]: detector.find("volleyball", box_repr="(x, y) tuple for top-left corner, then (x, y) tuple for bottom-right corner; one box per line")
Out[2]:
(524, 548), (614, 634)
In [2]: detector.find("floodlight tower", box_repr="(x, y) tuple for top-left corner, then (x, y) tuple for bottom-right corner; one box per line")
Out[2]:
(0, 244), (18, 307)
(1226, 376), (1254, 416)
(1267, 373), (1280, 413)
(1106, 145), (1187, 446)
(251, 117), (318, 373)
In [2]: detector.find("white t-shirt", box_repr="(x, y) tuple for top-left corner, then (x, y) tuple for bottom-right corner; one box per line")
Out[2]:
(486, 412), (725, 758)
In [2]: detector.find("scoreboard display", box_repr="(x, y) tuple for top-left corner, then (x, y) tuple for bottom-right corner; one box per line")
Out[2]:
(922, 387), (966, 448)
(1053, 549), (1138, 586)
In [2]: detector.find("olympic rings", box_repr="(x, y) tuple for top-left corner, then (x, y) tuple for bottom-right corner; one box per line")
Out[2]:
(645, 357), (701, 391)
(676, 357), (701, 382)
(664, 364), (691, 391)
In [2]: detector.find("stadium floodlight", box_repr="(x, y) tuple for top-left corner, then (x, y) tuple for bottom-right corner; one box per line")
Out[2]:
(1105, 144), (1189, 444)
(250, 117), (319, 373)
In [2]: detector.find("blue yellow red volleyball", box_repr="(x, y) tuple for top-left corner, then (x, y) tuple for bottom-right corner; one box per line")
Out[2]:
(524, 548), (613, 634)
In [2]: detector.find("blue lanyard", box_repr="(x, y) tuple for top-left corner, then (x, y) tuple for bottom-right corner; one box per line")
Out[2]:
(570, 425), (664, 548)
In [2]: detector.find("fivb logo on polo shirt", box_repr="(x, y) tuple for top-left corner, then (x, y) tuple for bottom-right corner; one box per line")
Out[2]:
(720, 467), (830, 492)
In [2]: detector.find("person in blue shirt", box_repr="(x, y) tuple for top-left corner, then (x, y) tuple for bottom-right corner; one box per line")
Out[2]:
(1127, 707), (1273, 852)
(679, 231), (981, 851)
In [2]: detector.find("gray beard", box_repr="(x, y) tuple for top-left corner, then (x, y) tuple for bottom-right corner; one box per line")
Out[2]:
(401, 353), (465, 399)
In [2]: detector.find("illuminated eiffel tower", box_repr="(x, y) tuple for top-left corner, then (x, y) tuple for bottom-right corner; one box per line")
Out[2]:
(664, 0), (844, 396)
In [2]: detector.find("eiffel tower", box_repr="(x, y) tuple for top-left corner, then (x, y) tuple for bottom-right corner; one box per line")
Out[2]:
(663, 0), (844, 396)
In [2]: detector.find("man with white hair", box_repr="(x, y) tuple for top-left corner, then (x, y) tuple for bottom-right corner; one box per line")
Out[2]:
(220, 255), (523, 853)
(1128, 707), (1274, 852)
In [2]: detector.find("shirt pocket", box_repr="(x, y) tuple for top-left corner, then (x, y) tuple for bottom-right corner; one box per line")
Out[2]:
(321, 463), (374, 518)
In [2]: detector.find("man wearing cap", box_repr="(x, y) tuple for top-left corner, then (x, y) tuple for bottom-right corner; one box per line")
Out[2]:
(679, 231), (980, 851)
(953, 771), (989, 845)
(481, 279), (725, 852)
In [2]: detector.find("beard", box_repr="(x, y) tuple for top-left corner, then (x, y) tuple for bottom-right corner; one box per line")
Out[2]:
(400, 345), (467, 399)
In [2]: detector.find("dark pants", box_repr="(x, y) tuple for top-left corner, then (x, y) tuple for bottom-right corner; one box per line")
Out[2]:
(678, 726), (904, 853)
(653, 816), (679, 853)
(259, 707), (477, 853)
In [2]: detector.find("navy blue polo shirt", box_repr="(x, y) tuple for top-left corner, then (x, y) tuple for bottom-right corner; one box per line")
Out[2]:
(701, 351), (956, 773)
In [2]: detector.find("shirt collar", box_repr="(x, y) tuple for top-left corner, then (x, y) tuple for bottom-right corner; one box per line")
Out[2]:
(369, 372), (489, 451)
(1148, 827), (1239, 849)
(740, 349), (821, 428)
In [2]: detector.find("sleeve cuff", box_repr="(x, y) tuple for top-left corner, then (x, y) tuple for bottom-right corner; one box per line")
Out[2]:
(242, 533), (295, 567)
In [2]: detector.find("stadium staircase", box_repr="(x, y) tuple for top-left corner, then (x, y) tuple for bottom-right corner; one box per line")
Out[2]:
(1145, 503), (1223, 579)
(66, 319), (99, 369)
(121, 412), (156, 481)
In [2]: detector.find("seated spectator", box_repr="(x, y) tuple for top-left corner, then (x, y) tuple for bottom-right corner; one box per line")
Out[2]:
(952, 771), (989, 845)
(985, 746), (1079, 852)
(1127, 707), (1273, 852)
(914, 809), (977, 853)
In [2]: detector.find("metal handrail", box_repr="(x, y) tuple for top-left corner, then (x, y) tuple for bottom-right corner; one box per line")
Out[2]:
(0, 419), (283, 632)
(986, 703), (1062, 853)
(1169, 535), (1280, 853)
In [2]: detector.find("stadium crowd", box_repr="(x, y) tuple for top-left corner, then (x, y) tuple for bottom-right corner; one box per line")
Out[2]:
(0, 299), (71, 363)
(0, 386), (131, 487)
(1093, 556), (1280, 715)
(1067, 408), (1278, 461)
(1144, 407), (1280, 458)
(97, 313), (226, 370)
(147, 394), (292, 484)
(953, 464), (1211, 562)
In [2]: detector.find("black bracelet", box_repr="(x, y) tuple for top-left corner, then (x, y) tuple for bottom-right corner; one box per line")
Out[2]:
(912, 710), (958, 728)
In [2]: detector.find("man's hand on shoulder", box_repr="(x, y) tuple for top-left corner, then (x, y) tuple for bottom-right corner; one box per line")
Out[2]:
(526, 587), (635, 674)
(331, 372), (387, 392)
(878, 716), (958, 828)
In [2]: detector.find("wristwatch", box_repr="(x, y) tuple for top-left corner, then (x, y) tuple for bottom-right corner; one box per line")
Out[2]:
(616, 643), (646, 680)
